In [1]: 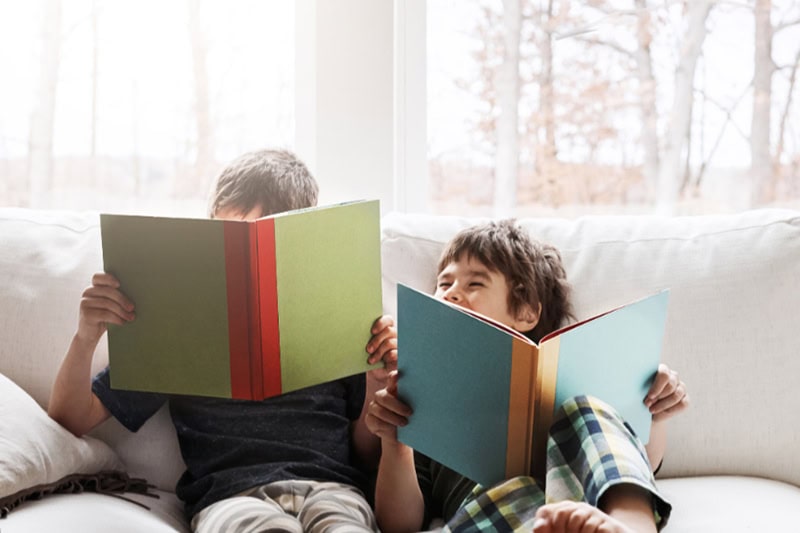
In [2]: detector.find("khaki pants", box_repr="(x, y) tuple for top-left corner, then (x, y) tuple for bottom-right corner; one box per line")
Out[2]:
(192, 480), (377, 533)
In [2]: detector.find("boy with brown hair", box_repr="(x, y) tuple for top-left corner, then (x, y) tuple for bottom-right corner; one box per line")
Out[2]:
(49, 148), (397, 532)
(366, 220), (689, 533)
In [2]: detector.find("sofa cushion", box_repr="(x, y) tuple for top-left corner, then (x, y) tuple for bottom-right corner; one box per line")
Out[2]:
(380, 209), (800, 486)
(0, 373), (122, 508)
(0, 490), (189, 533)
(0, 209), (107, 408)
(0, 208), (186, 492)
(658, 476), (800, 532)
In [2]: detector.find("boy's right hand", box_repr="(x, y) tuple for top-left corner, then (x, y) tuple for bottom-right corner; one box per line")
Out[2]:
(76, 273), (136, 345)
(366, 370), (413, 442)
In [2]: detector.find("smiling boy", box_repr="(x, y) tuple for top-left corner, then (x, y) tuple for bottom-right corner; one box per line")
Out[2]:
(366, 220), (687, 533)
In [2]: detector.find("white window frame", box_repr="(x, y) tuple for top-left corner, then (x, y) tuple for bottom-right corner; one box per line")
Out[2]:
(394, 0), (428, 214)
(294, 0), (427, 215)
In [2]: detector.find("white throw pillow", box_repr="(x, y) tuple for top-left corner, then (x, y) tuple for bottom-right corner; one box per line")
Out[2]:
(0, 373), (123, 505)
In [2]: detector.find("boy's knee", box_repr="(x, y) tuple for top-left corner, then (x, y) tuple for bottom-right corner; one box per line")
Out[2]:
(558, 395), (615, 417)
(554, 395), (633, 438)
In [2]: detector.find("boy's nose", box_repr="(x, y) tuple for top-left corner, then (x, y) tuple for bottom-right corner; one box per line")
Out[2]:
(443, 286), (461, 302)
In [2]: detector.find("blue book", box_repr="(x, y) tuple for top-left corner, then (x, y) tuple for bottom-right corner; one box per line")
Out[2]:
(396, 284), (669, 488)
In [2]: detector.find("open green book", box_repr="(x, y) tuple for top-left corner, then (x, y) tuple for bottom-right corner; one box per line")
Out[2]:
(100, 200), (382, 400)
(396, 284), (669, 488)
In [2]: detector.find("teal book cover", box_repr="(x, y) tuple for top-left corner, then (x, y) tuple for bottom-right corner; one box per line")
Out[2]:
(396, 284), (668, 487)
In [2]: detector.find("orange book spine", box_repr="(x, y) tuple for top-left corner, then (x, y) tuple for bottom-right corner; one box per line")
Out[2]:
(505, 339), (536, 479)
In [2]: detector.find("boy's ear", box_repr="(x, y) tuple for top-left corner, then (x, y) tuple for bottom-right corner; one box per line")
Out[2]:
(513, 301), (541, 334)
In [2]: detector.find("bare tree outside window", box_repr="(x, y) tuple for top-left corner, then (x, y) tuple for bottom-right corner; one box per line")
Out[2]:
(26, 0), (62, 209)
(4, 1), (799, 217)
(0, 1), (294, 215)
(428, 0), (800, 216)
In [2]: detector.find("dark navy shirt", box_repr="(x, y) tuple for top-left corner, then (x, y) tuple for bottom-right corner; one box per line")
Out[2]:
(415, 452), (476, 525)
(92, 368), (368, 518)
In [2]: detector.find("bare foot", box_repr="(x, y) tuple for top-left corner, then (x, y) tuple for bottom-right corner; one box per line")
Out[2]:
(532, 501), (635, 533)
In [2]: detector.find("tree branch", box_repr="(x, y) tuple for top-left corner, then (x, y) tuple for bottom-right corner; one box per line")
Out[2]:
(703, 92), (750, 141)
(775, 17), (800, 34)
(774, 46), (800, 172)
(693, 84), (750, 185)
(571, 35), (634, 57)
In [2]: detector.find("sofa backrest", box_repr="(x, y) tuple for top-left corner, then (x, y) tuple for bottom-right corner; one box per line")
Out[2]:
(0, 208), (186, 492)
(2, 207), (799, 490)
(381, 209), (800, 486)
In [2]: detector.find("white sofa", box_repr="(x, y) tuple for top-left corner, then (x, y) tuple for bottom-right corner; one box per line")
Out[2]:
(1, 206), (799, 532)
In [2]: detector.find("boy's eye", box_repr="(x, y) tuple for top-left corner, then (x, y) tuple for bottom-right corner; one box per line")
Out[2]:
(469, 282), (485, 287)
(437, 282), (452, 288)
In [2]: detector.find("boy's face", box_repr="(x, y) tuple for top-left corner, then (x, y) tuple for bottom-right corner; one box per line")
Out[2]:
(435, 255), (538, 333)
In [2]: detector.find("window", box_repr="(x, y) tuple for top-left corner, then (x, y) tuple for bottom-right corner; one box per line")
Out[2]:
(426, 0), (800, 216)
(0, 0), (294, 215)
(5, 1), (799, 218)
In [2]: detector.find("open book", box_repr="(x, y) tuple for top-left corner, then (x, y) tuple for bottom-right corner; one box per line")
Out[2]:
(396, 284), (669, 487)
(100, 200), (382, 400)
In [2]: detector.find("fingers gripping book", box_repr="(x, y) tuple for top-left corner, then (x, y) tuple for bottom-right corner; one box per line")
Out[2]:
(396, 284), (669, 488)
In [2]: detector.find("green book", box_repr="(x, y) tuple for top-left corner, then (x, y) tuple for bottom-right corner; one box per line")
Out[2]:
(100, 200), (382, 400)
(396, 284), (668, 488)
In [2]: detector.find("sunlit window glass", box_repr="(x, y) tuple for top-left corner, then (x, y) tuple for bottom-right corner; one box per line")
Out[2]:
(427, 0), (800, 216)
(0, 0), (294, 215)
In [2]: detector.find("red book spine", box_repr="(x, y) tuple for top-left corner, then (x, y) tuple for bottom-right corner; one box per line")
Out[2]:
(223, 221), (253, 400)
(247, 223), (264, 399)
(256, 218), (282, 398)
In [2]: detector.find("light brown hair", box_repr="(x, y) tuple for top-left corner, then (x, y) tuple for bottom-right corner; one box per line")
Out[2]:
(209, 149), (318, 217)
(437, 219), (574, 342)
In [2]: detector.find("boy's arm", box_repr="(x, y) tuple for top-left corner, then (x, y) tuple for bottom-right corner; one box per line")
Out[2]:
(375, 441), (425, 533)
(48, 273), (135, 436)
(643, 363), (690, 471)
(351, 371), (383, 469)
(49, 335), (112, 436)
(645, 419), (668, 472)
(367, 372), (426, 533)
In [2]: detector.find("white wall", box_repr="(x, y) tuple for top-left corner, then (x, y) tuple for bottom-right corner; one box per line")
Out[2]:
(394, 0), (428, 214)
(295, 0), (395, 213)
(295, 0), (428, 215)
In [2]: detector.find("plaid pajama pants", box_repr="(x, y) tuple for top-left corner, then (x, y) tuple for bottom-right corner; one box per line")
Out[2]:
(443, 395), (672, 532)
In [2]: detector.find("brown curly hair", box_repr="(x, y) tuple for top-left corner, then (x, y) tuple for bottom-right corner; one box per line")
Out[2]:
(436, 219), (575, 342)
(209, 149), (318, 218)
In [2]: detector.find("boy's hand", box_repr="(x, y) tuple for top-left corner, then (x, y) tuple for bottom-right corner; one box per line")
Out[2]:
(366, 315), (398, 385)
(366, 371), (413, 442)
(76, 273), (135, 346)
(645, 363), (689, 422)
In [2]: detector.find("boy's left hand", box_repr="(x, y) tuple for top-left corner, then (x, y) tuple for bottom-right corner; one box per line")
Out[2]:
(645, 363), (690, 422)
(366, 315), (398, 385)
